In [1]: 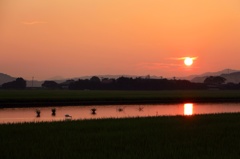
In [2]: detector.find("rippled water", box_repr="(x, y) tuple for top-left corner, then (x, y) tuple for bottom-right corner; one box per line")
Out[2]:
(0, 103), (240, 123)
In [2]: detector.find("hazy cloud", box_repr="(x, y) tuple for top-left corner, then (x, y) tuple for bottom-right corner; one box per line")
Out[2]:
(137, 62), (181, 70)
(168, 57), (198, 60)
(21, 21), (47, 25)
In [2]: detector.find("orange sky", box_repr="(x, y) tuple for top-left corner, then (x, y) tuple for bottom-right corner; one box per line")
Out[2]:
(1, 0), (240, 80)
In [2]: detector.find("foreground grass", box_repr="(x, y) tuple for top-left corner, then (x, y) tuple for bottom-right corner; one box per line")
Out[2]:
(1, 90), (240, 107)
(1, 113), (240, 159)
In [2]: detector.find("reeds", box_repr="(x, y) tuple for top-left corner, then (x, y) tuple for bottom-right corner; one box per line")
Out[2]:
(1, 113), (240, 159)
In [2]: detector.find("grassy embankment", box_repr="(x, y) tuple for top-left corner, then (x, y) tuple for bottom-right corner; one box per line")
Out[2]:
(1, 90), (240, 107)
(1, 113), (240, 159)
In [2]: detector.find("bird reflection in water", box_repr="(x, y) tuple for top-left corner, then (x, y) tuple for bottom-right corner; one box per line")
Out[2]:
(138, 106), (144, 111)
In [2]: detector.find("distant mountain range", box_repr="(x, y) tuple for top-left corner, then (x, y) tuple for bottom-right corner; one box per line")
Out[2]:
(0, 73), (16, 85)
(0, 73), (44, 87)
(0, 69), (239, 87)
(190, 69), (240, 83)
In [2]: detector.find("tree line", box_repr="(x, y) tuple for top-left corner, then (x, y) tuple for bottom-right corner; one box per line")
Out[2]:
(1, 76), (240, 90)
(1, 78), (26, 89)
(41, 76), (240, 90)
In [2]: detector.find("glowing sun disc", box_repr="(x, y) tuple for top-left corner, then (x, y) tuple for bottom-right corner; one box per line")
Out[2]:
(184, 57), (193, 66)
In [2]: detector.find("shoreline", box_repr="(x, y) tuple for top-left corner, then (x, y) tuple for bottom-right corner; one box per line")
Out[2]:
(1, 90), (240, 108)
(1, 98), (240, 108)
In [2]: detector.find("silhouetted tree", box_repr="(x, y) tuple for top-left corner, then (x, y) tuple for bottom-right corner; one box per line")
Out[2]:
(90, 76), (101, 83)
(42, 81), (60, 89)
(204, 76), (226, 85)
(60, 80), (75, 89)
(89, 76), (101, 89)
(2, 78), (26, 89)
(69, 79), (90, 90)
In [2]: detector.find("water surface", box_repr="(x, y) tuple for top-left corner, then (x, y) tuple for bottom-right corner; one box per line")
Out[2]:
(0, 103), (240, 123)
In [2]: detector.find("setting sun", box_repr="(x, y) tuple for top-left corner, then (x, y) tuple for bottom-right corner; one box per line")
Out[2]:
(1, 1), (240, 79)
(184, 57), (193, 66)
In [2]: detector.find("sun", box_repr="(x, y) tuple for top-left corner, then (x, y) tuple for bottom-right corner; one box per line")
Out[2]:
(184, 57), (193, 66)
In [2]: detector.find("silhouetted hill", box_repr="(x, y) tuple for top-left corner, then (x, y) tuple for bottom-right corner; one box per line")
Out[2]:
(47, 76), (65, 81)
(0, 73), (44, 87)
(221, 72), (240, 84)
(0, 73), (16, 85)
(190, 69), (239, 83)
(191, 70), (240, 83)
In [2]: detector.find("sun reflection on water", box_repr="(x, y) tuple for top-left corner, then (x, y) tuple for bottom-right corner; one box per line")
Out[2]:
(184, 103), (193, 116)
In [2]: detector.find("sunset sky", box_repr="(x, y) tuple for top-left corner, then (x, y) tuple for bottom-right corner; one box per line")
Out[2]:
(1, 0), (240, 80)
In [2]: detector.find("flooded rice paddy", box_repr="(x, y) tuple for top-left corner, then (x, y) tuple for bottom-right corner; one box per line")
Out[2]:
(0, 103), (240, 123)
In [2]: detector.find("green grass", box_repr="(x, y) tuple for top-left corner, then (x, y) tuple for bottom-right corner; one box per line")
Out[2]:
(1, 90), (240, 107)
(1, 113), (240, 159)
